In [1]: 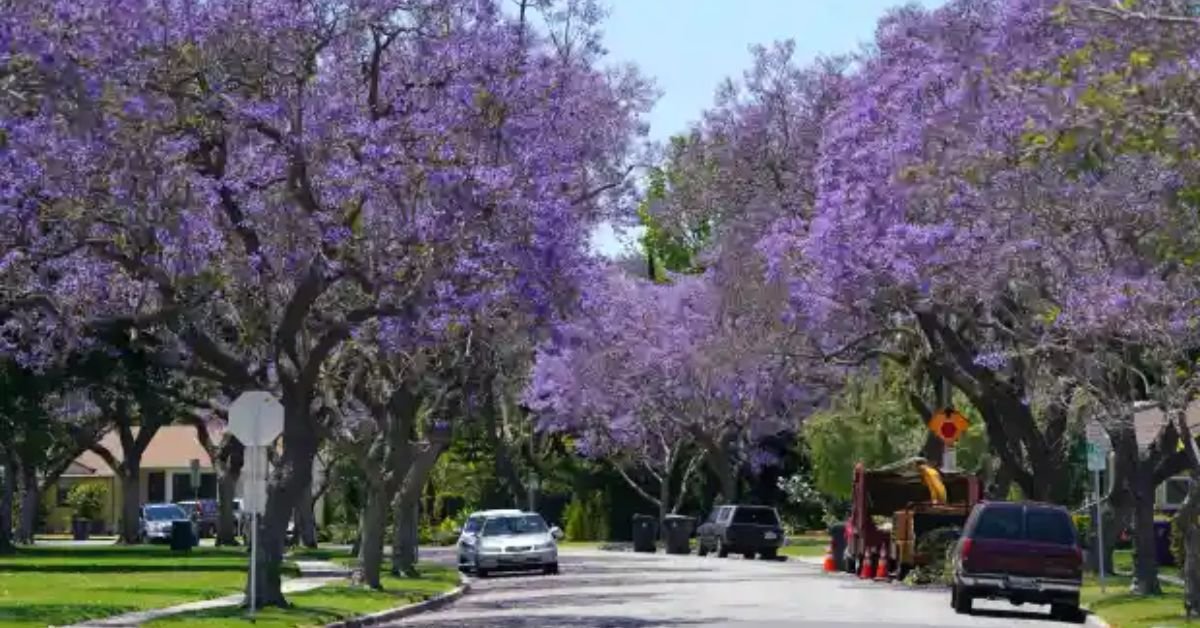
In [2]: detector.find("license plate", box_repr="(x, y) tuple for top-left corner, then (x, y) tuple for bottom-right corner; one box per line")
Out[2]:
(1008, 577), (1038, 590)
(764, 532), (777, 540)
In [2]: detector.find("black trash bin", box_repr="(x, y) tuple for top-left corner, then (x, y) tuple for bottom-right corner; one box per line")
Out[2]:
(828, 522), (847, 572)
(71, 518), (91, 541)
(662, 515), (695, 555)
(632, 514), (658, 553)
(1155, 520), (1175, 566)
(170, 521), (196, 552)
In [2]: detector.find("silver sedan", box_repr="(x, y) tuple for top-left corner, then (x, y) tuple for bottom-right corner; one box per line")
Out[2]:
(458, 512), (562, 577)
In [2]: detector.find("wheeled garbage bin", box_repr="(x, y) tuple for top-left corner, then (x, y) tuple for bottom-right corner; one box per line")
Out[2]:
(170, 521), (196, 552)
(662, 515), (695, 555)
(829, 522), (847, 572)
(632, 514), (658, 553)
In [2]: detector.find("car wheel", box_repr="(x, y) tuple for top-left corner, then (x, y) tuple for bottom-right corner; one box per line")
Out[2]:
(716, 539), (729, 558)
(759, 548), (777, 560)
(697, 541), (709, 557)
(953, 586), (973, 615)
(742, 551), (756, 560)
(542, 562), (559, 575)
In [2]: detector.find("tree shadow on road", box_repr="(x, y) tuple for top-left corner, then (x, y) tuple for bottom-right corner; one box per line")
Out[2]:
(398, 613), (713, 627)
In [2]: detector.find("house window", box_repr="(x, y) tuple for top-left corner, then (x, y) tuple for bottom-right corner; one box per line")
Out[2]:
(1165, 477), (1192, 507)
(57, 482), (71, 507)
(172, 472), (217, 501)
(147, 472), (166, 503)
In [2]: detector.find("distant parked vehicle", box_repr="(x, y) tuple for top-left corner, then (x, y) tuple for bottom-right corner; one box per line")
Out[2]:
(176, 499), (218, 538)
(951, 501), (1083, 622)
(457, 509), (524, 549)
(139, 503), (196, 543)
(457, 511), (562, 577)
(696, 505), (785, 560)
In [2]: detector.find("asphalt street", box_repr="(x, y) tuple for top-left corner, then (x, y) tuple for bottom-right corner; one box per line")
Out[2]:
(390, 548), (1102, 628)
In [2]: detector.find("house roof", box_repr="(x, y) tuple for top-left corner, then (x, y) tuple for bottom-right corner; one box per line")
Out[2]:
(1133, 400), (1200, 451)
(66, 424), (223, 477)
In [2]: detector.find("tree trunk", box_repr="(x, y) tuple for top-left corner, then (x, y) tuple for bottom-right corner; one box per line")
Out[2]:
(0, 459), (15, 555)
(703, 445), (738, 504)
(118, 464), (142, 545)
(1130, 471), (1163, 594)
(1111, 424), (1162, 594)
(246, 410), (318, 609)
(393, 495), (420, 577)
(658, 475), (670, 529)
(1179, 473), (1200, 616)
(391, 443), (445, 577)
(293, 481), (318, 549)
(17, 465), (38, 545)
(356, 478), (389, 589)
(216, 463), (241, 546)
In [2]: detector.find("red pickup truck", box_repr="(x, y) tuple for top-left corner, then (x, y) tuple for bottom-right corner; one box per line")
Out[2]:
(951, 501), (1084, 622)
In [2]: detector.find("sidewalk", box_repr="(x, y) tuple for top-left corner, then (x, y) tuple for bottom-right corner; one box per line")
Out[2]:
(63, 560), (350, 628)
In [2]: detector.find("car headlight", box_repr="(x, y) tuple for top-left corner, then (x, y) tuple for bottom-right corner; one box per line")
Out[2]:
(536, 541), (556, 550)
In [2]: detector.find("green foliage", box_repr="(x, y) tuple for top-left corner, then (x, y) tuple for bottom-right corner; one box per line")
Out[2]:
(320, 522), (359, 545)
(805, 365), (991, 500)
(564, 491), (609, 542)
(903, 527), (961, 586)
(66, 483), (106, 521)
(637, 136), (712, 280)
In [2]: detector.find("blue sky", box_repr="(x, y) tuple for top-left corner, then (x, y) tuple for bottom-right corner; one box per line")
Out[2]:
(588, 0), (942, 256)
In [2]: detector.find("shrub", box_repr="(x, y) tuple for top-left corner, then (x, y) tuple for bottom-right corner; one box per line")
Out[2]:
(565, 491), (609, 541)
(322, 522), (359, 545)
(66, 483), (107, 521)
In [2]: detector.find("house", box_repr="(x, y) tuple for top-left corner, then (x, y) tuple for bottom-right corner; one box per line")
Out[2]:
(44, 425), (326, 535)
(1131, 400), (1200, 512)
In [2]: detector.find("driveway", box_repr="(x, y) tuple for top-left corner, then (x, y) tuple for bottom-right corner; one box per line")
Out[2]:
(392, 549), (1101, 628)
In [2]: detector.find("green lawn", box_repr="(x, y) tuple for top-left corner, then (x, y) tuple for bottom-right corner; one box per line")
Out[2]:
(144, 565), (460, 628)
(0, 545), (279, 627)
(1083, 574), (1191, 628)
(780, 532), (828, 558)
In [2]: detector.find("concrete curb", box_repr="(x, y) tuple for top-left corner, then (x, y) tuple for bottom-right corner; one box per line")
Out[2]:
(324, 574), (470, 628)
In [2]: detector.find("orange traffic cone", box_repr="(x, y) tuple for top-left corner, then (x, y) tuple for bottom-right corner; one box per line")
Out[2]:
(875, 544), (890, 581)
(822, 545), (836, 573)
(858, 550), (875, 579)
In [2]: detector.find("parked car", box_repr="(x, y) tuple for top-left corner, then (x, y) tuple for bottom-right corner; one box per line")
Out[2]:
(457, 509), (524, 549)
(457, 511), (562, 577)
(176, 499), (218, 538)
(139, 503), (197, 543)
(697, 504), (785, 560)
(951, 501), (1083, 621)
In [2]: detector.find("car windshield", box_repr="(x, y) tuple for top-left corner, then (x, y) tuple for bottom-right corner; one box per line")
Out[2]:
(481, 515), (548, 537)
(973, 506), (1023, 540)
(463, 517), (483, 534)
(732, 507), (779, 526)
(146, 505), (186, 521)
(1025, 509), (1076, 545)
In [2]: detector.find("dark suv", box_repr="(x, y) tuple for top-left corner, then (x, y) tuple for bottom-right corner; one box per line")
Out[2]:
(952, 501), (1083, 622)
(697, 505), (784, 560)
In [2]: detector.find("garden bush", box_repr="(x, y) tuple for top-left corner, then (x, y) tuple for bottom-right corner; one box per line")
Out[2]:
(66, 483), (107, 521)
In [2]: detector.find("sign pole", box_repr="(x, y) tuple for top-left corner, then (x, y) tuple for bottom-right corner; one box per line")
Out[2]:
(226, 390), (283, 620)
(942, 445), (957, 473)
(1094, 467), (1106, 593)
(249, 445), (257, 618)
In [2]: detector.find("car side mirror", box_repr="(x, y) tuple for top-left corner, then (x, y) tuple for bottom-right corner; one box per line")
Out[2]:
(550, 526), (564, 540)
